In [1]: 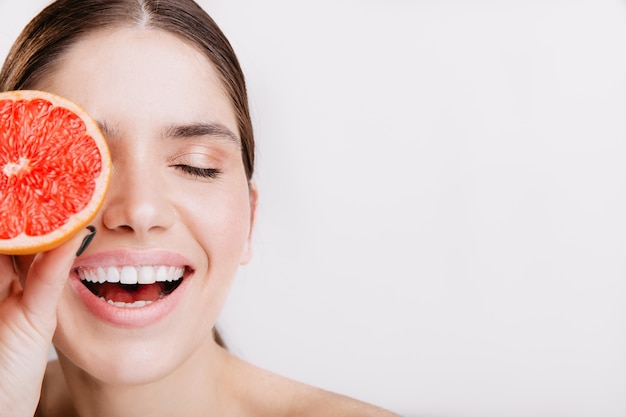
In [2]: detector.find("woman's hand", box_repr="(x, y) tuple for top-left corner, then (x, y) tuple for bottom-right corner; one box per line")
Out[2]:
(0, 227), (95, 417)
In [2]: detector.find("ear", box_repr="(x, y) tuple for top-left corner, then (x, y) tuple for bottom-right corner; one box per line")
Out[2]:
(239, 180), (258, 265)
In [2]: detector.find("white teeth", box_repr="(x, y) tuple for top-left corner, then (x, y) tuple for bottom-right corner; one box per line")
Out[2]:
(78, 266), (185, 284)
(106, 267), (120, 283)
(82, 269), (97, 282)
(102, 298), (154, 308)
(156, 266), (169, 282)
(96, 267), (107, 283)
(138, 266), (155, 284)
(120, 266), (138, 284)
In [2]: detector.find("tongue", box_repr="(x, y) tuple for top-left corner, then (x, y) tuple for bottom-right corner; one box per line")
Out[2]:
(99, 283), (164, 303)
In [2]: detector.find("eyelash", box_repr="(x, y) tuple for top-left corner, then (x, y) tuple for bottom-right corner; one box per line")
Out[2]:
(174, 165), (222, 179)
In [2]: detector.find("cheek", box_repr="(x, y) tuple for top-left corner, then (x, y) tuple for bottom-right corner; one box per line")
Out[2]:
(204, 200), (250, 256)
(178, 183), (252, 260)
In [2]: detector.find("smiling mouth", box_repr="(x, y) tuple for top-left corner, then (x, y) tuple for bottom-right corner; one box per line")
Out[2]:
(77, 266), (185, 308)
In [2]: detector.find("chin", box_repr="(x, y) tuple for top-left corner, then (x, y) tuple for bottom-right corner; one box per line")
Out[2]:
(53, 329), (210, 387)
(52, 305), (219, 387)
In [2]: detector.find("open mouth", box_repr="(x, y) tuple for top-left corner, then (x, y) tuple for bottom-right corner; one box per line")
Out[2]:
(77, 266), (186, 308)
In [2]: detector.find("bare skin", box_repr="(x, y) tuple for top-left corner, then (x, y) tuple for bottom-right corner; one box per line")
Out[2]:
(38, 355), (399, 417)
(5, 23), (399, 417)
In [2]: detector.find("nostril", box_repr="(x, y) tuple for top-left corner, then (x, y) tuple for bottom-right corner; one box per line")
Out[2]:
(100, 190), (176, 235)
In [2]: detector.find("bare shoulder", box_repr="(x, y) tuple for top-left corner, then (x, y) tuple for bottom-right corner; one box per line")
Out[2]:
(291, 385), (401, 417)
(41, 353), (400, 417)
(37, 360), (77, 417)
(226, 354), (400, 417)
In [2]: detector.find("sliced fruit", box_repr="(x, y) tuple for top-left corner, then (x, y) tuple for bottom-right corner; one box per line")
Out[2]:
(0, 90), (111, 254)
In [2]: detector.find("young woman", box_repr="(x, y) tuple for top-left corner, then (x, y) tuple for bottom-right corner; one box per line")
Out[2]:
(0, 0), (399, 416)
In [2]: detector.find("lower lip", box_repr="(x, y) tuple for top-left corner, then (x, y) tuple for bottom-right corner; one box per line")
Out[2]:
(69, 273), (190, 328)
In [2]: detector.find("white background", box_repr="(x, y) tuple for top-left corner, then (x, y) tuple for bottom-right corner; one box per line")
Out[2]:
(1, 1), (626, 416)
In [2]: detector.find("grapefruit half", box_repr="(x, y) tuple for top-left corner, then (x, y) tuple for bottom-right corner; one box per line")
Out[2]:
(0, 90), (111, 254)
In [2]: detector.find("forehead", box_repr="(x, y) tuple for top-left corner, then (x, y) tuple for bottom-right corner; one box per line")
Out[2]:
(35, 26), (239, 138)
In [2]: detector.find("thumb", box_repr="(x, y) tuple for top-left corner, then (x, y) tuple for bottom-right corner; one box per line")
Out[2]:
(21, 226), (96, 331)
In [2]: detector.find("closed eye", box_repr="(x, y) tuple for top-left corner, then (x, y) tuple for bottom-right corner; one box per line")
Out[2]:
(174, 165), (222, 179)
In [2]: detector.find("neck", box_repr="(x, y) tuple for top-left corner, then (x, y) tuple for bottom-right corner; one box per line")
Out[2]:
(56, 337), (234, 417)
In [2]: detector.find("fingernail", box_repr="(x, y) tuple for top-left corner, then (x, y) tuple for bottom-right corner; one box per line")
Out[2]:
(76, 225), (96, 257)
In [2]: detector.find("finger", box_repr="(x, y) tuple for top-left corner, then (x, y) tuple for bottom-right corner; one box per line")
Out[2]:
(21, 226), (96, 330)
(0, 255), (18, 301)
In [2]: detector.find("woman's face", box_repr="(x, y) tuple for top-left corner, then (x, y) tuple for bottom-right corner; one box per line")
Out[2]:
(16, 26), (256, 384)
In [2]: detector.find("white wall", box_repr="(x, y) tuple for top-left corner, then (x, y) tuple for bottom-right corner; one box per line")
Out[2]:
(1, 1), (626, 416)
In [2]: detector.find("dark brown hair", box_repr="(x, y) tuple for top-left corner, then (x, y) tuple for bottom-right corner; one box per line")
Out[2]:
(0, 0), (254, 180)
(0, 0), (255, 348)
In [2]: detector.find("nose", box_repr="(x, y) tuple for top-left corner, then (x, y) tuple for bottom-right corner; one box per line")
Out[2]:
(101, 159), (175, 236)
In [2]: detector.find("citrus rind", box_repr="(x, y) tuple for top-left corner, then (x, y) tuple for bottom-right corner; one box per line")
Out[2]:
(0, 90), (111, 255)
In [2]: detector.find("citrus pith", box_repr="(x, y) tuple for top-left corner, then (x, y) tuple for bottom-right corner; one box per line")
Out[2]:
(0, 90), (111, 254)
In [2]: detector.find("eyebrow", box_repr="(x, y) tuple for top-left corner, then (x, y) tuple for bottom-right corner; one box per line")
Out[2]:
(95, 121), (240, 145)
(165, 122), (240, 145)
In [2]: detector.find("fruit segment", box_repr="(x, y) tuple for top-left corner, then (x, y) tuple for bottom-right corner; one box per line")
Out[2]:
(0, 90), (110, 254)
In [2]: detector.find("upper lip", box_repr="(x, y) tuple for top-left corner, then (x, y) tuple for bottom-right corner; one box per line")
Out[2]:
(72, 249), (194, 271)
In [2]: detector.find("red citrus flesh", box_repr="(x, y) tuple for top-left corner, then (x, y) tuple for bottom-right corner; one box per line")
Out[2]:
(0, 90), (111, 254)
